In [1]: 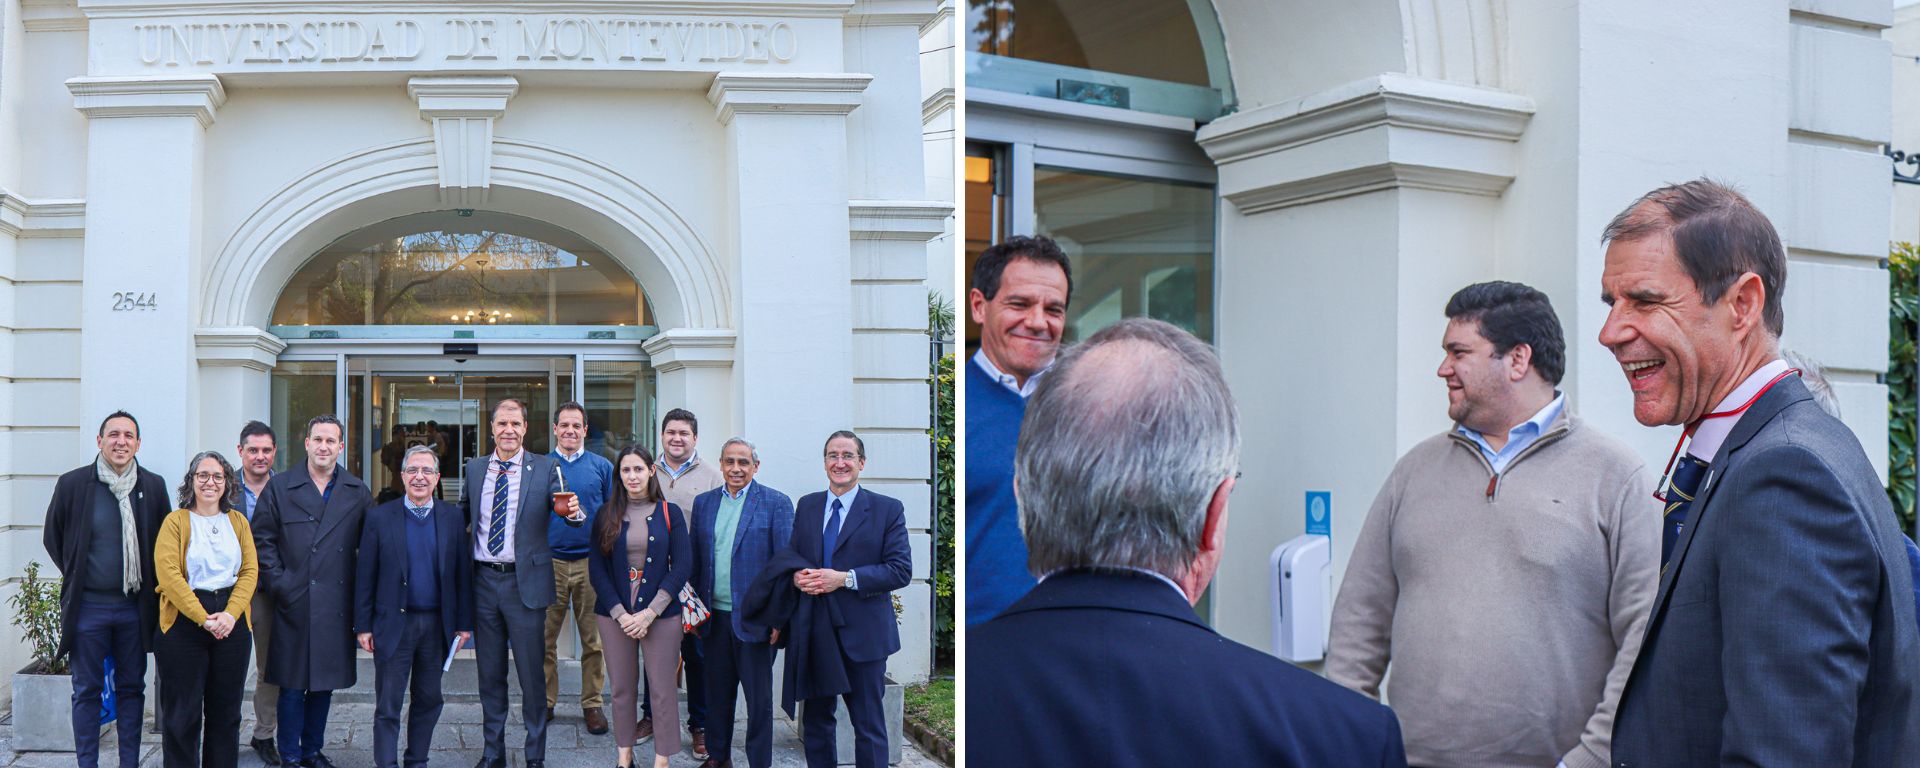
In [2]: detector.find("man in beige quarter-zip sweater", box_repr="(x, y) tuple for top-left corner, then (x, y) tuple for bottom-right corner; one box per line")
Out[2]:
(1328, 281), (1658, 768)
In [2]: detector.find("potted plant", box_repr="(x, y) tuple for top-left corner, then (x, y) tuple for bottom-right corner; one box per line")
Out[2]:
(11, 560), (78, 751)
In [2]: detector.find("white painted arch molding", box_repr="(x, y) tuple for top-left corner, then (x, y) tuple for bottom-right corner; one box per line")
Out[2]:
(200, 136), (729, 330)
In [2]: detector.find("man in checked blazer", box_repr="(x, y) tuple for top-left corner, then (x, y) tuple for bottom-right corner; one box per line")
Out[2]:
(460, 399), (586, 768)
(691, 437), (795, 768)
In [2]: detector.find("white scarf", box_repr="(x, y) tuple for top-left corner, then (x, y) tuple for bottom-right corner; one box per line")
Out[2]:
(93, 454), (142, 594)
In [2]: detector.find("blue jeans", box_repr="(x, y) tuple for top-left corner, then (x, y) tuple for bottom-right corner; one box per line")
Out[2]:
(277, 688), (333, 763)
(70, 599), (146, 768)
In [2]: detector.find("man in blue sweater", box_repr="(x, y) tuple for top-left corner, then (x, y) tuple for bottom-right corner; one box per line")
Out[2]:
(543, 401), (615, 735)
(965, 235), (1071, 625)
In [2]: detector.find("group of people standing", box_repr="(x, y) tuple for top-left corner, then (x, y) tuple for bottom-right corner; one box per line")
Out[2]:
(44, 398), (912, 768)
(966, 180), (1920, 766)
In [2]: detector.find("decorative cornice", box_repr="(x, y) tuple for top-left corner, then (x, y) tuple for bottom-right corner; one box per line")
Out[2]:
(0, 192), (86, 238)
(23, 0), (85, 31)
(919, 2), (953, 36)
(68, 75), (226, 128)
(194, 326), (288, 372)
(921, 88), (953, 124)
(74, 0), (856, 19)
(845, 0), (937, 27)
(409, 76), (520, 119)
(708, 73), (870, 124)
(1196, 73), (1533, 214)
(410, 76), (518, 206)
(641, 328), (737, 373)
(849, 200), (949, 241)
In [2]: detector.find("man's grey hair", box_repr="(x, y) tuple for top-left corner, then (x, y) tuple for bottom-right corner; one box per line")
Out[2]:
(403, 444), (440, 468)
(1781, 349), (1842, 419)
(721, 437), (761, 463)
(1015, 317), (1241, 580)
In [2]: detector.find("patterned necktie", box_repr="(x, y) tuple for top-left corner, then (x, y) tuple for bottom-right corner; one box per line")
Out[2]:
(488, 459), (511, 557)
(822, 498), (844, 569)
(1662, 455), (1710, 567)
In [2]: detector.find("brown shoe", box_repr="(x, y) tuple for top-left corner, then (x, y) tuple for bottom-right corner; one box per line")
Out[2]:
(634, 715), (654, 743)
(690, 727), (709, 760)
(583, 706), (609, 735)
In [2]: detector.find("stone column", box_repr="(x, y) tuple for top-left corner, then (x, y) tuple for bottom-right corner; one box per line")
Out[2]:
(195, 327), (286, 454)
(69, 74), (224, 476)
(708, 73), (867, 498)
(641, 328), (737, 441)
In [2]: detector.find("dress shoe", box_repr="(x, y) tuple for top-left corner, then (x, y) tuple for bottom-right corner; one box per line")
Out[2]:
(302, 754), (338, 768)
(690, 726), (709, 760)
(545, 706), (555, 722)
(526, 761), (544, 768)
(696, 759), (733, 768)
(474, 757), (506, 768)
(249, 737), (280, 766)
(583, 706), (610, 735)
(634, 715), (654, 743)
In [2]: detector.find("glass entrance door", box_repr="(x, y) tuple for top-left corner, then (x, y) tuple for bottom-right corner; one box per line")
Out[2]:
(351, 357), (572, 505)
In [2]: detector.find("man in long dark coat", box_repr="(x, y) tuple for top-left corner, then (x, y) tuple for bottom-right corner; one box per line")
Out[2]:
(252, 414), (371, 768)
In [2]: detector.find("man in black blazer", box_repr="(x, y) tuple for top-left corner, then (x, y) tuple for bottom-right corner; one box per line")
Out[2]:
(460, 399), (586, 768)
(355, 446), (474, 768)
(1600, 180), (1920, 766)
(788, 430), (911, 768)
(968, 319), (1409, 767)
(43, 411), (168, 768)
(253, 414), (373, 768)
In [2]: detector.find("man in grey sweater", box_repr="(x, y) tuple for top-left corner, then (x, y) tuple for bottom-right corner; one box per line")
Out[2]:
(1327, 281), (1658, 768)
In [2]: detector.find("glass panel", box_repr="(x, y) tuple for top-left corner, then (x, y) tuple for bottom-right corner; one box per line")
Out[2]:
(366, 372), (465, 504)
(585, 361), (657, 461)
(1033, 166), (1215, 343)
(964, 143), (1006, 357)
(272, 210), (653, 327)
(269, 360), (337, 474)
(968, 0), (1211, 87)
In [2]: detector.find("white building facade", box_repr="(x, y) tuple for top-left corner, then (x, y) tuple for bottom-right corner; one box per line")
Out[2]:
(0, 0), (949, 687)
(967, 0), (1893, 652)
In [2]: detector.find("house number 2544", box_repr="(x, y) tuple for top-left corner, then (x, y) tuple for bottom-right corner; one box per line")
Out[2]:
(111, 292), (157, 311)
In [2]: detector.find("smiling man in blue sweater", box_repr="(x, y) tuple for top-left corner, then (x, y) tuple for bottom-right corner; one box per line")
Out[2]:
(964, 235), (1072, 626)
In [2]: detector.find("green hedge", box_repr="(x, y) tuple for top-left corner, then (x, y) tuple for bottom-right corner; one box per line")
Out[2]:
(932, 352), (955, 664)
(1891, 244), (1917, 533)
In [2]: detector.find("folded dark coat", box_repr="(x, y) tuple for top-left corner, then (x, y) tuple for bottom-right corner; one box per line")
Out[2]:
(740, 546), (848, 715)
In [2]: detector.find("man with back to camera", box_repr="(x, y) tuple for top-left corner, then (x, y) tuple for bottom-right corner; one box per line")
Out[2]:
(1327, 281), (1658, 768)
(543, 401), (613, 735)
(1600, 179), (1920, 765)
(251, 414), (372, 768)
(43, 411), (168, 768)
(964, 234), (1071, 626)
(463, 398), (587, 768)
(643, 407), (723, 758)
(235, 419), (283, 764)
(968, 318), (1407, 767)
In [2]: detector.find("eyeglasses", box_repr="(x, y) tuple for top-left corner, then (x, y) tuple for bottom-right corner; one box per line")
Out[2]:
(193, 473), (225, 486)
(825, 452), (860, 462)
(400, 467), (439, 477)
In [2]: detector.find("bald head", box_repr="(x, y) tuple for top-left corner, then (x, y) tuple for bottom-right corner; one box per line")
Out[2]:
(1015, 317), (1241, 582)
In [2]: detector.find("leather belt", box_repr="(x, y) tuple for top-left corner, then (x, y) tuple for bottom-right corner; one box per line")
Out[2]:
(478, 560), (516, 573)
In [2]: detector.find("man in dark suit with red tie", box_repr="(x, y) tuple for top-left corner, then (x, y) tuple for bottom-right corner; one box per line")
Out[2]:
(1600, 180), (1920, 766)
(788, 431), (911, 768)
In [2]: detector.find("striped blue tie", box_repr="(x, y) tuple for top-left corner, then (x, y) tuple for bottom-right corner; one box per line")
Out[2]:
(488, 459), (510, 556)
(1661, 456), (1710, 567)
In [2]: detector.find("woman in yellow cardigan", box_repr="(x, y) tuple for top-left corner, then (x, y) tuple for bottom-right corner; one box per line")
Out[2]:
(154, 450), (258, 768)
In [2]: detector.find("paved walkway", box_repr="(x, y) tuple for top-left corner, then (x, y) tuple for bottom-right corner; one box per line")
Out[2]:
(0, 701), (943, 768)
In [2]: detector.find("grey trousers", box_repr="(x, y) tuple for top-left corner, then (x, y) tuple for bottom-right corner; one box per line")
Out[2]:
(475, 566), (550, 762)
(596, 613), (681, 758)
(250, 590), (277, 741)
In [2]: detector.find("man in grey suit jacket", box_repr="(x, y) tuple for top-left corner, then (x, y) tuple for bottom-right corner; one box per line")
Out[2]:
(1599, 180), (1920, 766)
(461, 399), (587, 768)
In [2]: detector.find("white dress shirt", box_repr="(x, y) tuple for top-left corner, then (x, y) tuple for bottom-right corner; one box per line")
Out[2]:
(972, 348), (1051, 398)
(1687, 358), (1791, 463)
(474, 449), (524, 563)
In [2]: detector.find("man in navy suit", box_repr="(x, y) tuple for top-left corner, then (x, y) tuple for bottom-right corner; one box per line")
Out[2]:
(968, 318), (1408, 767)
(355, 446), (474, 768)
(789, 430), (911, 768)
(460, 399), (587, 768)
(1600, 180), (1920, 766)
(692, 437), (795, 768)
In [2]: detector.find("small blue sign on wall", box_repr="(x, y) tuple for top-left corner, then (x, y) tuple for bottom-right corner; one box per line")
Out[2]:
(1305, 491), (1331, 537)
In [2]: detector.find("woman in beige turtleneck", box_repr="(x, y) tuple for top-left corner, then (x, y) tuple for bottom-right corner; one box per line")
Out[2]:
(588, 444), (692, 768)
